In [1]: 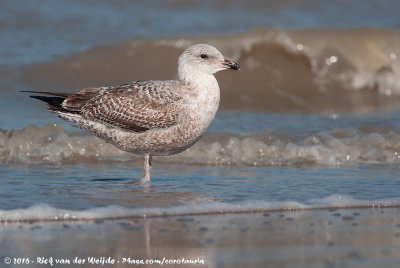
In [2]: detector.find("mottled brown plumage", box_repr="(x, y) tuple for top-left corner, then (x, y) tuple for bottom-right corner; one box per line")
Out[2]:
(74, 82), (182, 132)
(26, 44), (240, 184)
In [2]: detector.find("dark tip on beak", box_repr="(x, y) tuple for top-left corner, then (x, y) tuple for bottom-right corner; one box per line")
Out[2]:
(223, 59), (240, 70)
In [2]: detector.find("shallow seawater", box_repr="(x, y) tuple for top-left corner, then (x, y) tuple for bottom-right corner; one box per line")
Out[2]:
(2, 112), (400, 221)
(2, 162), (400, 211)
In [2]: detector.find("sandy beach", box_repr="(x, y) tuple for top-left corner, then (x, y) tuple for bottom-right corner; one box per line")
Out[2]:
(2, 208), (400, 268)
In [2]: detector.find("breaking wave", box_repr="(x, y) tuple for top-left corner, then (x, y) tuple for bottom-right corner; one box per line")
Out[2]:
(1, 124), (400, 167)
(11, 28), (400, 114)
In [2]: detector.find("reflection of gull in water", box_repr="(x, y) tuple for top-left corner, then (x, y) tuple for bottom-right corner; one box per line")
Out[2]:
(24, 44), (240, 183)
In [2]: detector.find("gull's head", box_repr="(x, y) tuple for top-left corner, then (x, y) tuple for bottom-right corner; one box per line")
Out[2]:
(178, 44), (240, 81)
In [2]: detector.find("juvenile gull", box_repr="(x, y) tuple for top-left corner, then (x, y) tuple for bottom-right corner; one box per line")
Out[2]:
(24, 44), (240, 183)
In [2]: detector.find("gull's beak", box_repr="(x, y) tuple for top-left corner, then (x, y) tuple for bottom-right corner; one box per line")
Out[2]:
(223, 59), (240, 70)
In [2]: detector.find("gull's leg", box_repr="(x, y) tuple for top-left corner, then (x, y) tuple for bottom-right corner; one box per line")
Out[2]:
(142, 153), (152, 183)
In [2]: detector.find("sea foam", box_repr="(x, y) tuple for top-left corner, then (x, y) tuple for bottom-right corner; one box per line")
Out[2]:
(1, 124), (400, 167)
(1, 195), (398, 222)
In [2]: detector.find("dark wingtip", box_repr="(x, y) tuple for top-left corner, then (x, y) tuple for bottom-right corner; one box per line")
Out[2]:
(21, 90), (70, 98)
(29, 95), (71, 113)
(29, 95), (65, 104)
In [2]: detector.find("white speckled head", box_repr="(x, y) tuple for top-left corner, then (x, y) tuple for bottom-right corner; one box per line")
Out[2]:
(178, 44), (240, 82)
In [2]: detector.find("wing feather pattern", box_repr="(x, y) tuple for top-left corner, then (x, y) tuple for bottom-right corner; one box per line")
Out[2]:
(70, 81), (183, 132)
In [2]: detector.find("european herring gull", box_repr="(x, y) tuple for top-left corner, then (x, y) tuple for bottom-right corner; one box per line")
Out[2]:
(24, 44), (240, 183)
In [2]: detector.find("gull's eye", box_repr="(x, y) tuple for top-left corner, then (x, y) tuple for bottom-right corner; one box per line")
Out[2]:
(200, 54), (208, 59)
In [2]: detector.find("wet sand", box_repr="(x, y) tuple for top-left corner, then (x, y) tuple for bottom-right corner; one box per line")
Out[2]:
(2, 208), (400, 268)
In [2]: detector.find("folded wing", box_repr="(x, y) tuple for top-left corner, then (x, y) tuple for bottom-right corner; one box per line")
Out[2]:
(82, 83), (181, 132)
(28, 81), (183, 133)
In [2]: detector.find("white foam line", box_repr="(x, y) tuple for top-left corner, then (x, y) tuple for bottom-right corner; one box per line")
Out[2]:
(1, 195), (399, 223)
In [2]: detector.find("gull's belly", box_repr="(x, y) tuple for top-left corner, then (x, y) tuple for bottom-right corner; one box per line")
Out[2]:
(122, 111), (215, 156)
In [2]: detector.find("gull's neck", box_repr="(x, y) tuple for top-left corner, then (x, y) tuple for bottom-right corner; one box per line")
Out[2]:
(179, 73), (218, 90)
(178, 65), (219, 90)
(176, 61), (221, 140)
(178, 65), (220, 131)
